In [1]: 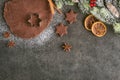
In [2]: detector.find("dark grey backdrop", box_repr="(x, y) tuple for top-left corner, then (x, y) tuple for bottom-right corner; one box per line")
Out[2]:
(0, 0), (120, 80)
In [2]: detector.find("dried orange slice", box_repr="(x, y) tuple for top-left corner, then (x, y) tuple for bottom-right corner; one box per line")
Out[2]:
(91, 21), (107, 37)
(84, 15), (98, 31)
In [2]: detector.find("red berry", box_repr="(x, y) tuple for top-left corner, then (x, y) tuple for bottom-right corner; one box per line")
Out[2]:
(90, 3), (96, 7)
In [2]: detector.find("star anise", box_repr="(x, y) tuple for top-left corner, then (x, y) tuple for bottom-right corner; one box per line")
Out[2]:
(62, 43), (72, 52)
(7, 41), (15, 48)
(65, 10), (78, 24)
(56, 24), (68, 37)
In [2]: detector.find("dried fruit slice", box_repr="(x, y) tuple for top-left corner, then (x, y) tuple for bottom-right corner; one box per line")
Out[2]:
(91, 21), (107, 37)
(84, 15), (98, 31)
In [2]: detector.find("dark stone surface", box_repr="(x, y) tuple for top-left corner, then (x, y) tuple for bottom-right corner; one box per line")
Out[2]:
(0, 0), (120, 80)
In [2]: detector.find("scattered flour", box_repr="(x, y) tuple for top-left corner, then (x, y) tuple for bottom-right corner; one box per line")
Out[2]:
(0, 1), (64, 49)
(0, 0), (64, 48)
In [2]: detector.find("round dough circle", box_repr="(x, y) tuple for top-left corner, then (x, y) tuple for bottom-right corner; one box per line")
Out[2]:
(4, 0), (53, 39)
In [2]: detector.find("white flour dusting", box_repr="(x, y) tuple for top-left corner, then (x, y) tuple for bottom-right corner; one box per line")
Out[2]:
(0, 0), (65, 48)
(0, 6), (64, 48)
